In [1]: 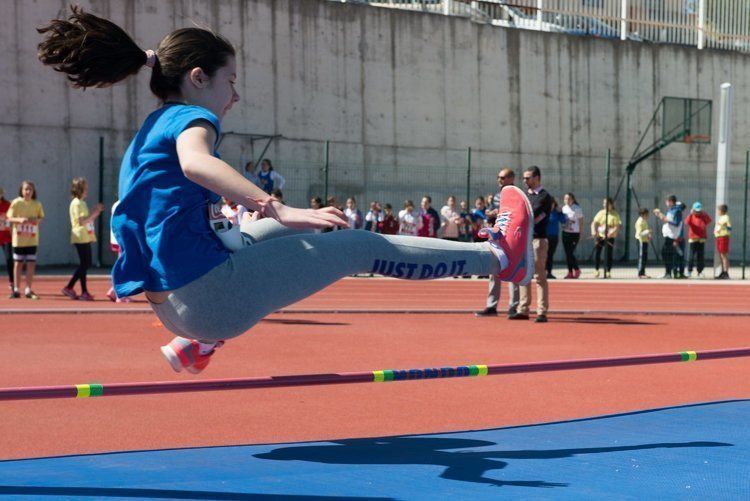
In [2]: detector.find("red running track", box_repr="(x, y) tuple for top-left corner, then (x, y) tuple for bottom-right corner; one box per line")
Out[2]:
(2, 306), (750, 459)
(2, 276), (750, 314)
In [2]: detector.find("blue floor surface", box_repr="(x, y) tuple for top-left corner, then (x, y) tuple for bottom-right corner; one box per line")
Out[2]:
(1, 400), (749, 500)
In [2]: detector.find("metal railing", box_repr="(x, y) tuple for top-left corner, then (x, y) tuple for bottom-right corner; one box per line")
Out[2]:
(345, 0), (750, 54)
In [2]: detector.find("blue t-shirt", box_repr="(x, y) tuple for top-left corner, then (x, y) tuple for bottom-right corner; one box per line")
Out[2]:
(546, 210), (566, 237)
(112, 104), (230, 297)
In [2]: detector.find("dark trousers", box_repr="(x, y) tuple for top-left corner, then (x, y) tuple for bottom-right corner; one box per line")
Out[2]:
(2, 242), (12, 285)
(562, 232), (580, 271)
(67, 243), (92, 293)
(638, 241), (648, 276)
(545, 234), (559, 274)
(688, 241), (705, 274)
(662, 238), (676, 274)
(594, 238), (614, 271)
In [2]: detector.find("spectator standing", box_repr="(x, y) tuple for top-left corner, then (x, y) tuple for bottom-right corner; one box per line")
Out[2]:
(344, 197), (363, 230)
(469, 196), (488, 242)
(398, 200), (422, 236)
(440, 195), (462, 241)
(512, 166), (552, 323)
(106, 200), (131, 302)
(379, 204), (399, 235)
(653, 195), (683, 279)
(545, 197), (565, 279)
(244, 160), (260, 187)
(0, 187), (13, 292)
(62, 177), (104, 301)
(308, 197), (324, 234)
(561, 192), (583, 279)
(323, 196), (344, 233)
(418, 196), (440, 238)
(635, 207), (652, 278)
(458, 200), (471, 242)
(476, 168), (520, 317)
(685, 202), (711, 278)
(6, 181), (44, 299)
(257, 159), (285, 195)
(675, 202), (688, 278)
(714, 204), (732, 279)
(591, 198), (621, 278)
(364, 202), (383, 232)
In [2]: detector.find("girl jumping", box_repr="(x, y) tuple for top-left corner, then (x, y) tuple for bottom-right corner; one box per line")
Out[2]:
(38, 6), (532, 373)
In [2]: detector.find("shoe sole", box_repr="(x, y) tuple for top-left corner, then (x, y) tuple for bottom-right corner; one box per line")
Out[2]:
(513, 186), (535, 287)
(160, 344), (184, 373)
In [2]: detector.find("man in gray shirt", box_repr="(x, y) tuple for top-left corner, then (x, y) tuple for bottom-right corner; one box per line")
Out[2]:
(475, 167), (520, 317)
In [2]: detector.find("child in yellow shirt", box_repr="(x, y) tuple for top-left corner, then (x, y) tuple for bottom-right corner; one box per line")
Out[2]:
(635, 208), (652, 278)
(6, 181), (44, 299)
(62, 178), (104, 300)
(714, 204), (732, 279)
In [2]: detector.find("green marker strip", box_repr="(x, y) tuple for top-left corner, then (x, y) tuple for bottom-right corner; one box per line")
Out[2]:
(680, 351), (698, 362)
(75, 384), (104, 398)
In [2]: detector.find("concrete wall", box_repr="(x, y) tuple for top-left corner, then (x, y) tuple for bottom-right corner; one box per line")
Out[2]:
(1, 0), (748, 265)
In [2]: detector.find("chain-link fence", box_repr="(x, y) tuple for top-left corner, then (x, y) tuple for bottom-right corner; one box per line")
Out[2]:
(226, 139), (750, 280)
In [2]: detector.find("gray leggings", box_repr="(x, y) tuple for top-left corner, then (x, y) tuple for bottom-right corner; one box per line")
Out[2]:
(152, 219), (497, 342)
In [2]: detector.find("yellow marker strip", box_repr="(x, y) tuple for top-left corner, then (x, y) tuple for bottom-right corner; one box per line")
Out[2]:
(373, 371), (385, 382)
(477, 365), (489, 376)
(686, 351), (697, 362)
(75, 384), (91, 398)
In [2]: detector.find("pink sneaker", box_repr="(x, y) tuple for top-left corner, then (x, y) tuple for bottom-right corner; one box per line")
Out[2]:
(61, 287), (78, 300)
(160, 337), (224, 374)
(106, 288), (117, 302)
(116, 296), (132, 303)
(79, 292), (95, 301)
(478, 185), (533, 285)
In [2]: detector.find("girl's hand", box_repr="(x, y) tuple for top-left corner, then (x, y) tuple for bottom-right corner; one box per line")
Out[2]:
(94, 203), (104, 214)
(266, 201), (349, 230)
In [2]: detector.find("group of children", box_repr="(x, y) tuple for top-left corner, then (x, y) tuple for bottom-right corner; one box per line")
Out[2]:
(0, 178), (134, 302)
(635, 196), (732, 279)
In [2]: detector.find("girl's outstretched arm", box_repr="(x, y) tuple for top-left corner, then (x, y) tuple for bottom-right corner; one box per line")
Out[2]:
(177, 124), (347, 230)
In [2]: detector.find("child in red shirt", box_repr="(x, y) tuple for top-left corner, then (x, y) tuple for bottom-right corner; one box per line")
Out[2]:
(378, 204), (399, 235)
(0, 187), (13, 291)
(684, 202), (712, 278)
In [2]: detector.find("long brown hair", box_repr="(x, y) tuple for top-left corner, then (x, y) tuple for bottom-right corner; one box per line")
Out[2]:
(37, 5), (235, 101)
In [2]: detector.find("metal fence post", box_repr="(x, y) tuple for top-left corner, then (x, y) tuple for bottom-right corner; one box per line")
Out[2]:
(97, 136), (104, 267)
(466, 146), (472, 207)
(743, 150), (749, 279)
(697, 0), (706, 50)
(603, 149), (611, 277)
(620, 0), (628, 41)
(324, 140), (330, 203)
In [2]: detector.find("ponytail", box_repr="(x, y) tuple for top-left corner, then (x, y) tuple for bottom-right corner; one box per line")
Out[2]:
(37, 5), (148, 89)
(38, 5), (235, 101)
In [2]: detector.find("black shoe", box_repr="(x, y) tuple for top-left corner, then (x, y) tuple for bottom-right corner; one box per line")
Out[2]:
(9, 290), (20, 299)
(508, 312), (530, 320)
(546, 273), (556, 279)
(474, 307), (498, 317)
(534, 314), (548, 323)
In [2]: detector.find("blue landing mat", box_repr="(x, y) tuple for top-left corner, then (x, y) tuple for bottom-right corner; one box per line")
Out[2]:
(1, 400), (749, 500)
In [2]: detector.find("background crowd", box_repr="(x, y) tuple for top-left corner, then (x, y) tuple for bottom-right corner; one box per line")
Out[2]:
(0, 159), (736, 301)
